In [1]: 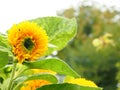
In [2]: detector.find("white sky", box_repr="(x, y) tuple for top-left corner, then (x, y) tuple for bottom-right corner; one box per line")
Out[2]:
(0, 0), (120, 33)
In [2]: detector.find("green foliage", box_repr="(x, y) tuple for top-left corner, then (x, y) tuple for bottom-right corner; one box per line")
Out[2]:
(57, 2), (120, 90)
(24, 58), (80, 78)
(37, 83), (102, 90)
(13, 74), (58, 90)
(0, 33), (12, 57)
(31, 17), (77, 55)
(0, 51), (8, 68)
(0, 33), (9, 48)
(0, 65), (12, 82)
(116, 62), (120, 90)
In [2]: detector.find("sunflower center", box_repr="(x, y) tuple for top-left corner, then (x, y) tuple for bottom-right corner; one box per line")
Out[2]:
(24, 38), (34, 50)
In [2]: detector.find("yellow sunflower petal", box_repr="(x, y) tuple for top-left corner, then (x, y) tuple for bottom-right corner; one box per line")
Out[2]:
(65, 76), (98, 88)
(8, 21), (48, 63)
(32, 69), (56, 75)
(20, 80), (50, 90)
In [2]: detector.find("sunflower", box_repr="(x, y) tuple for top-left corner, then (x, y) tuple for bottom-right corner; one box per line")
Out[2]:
(20, 69), (55, 90)
(8, 21), (48, 63)
(32, 69), (56, 75)
(20, 80), (50, 90)
(65, 77), (98, 88)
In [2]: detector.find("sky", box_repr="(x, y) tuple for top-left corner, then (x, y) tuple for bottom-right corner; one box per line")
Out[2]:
(0, 0), (120, 33)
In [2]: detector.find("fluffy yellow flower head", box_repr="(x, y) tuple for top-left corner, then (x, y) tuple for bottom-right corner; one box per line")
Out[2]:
(20, 80), (50, 90)
(65, 76), (98, 88)
(8, 21), (48, 63)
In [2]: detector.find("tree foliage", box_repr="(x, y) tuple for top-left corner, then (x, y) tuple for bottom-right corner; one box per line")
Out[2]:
(57, 2), (120, 90)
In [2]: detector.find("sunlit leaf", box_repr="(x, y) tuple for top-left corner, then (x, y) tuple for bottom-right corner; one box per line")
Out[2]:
(0, 33), (9, 48)
(31, 17), (77, 55)
(23, 58), (80, 78)
(0, 33), (13, 56)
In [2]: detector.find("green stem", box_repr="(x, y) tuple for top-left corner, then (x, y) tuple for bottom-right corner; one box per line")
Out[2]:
(7, 62), (17, 90)
(14, 65), (27, 80)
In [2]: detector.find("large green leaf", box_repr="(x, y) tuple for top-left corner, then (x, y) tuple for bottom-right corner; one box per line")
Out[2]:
(0, 51), (8, 68)
(13, 74), (58, 90)
(31, 17), (77, 55)
(26, 74), (58, 83)
(24, 58), (80, 78)
(37, 83), (102, 90)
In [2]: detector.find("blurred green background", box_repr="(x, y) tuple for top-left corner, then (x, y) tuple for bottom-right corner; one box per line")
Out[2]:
(56, 1), (120, 90)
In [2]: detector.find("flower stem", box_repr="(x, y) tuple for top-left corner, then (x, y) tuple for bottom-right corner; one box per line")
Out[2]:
(7, 61), (17, 90)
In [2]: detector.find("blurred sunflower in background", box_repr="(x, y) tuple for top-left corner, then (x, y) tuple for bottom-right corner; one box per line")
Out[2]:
(8, 21), (48, 63)
(92, 33), (115, 50)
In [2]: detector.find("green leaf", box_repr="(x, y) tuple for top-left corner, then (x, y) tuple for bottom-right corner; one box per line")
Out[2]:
(0, 65), (12, 80)
(0, 51), (8, 68)
(0, 33), (13, 56)
(0, 68), (6, 80)
(24, 58), (80, 78)
(13, 74), (58, 90)
(27, 74), (58, 83)
(0, 33), (9, 48)
(15, 74), (58, 84)
(37, 83), (103, 90)
(31, 17), (77, 55)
